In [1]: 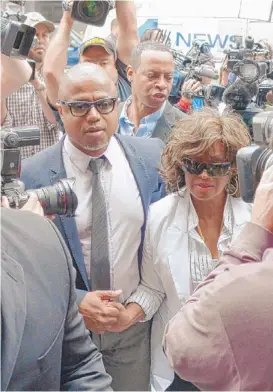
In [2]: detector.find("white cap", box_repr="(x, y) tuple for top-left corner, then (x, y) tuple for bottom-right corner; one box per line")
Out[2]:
(24, 12), (55, 33)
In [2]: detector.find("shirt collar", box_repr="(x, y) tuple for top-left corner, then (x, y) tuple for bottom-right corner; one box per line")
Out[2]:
(63, 136), (116, 173)
(120, 95), (167, 125)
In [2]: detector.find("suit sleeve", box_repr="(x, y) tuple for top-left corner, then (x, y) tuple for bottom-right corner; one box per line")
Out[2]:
(47, 220), (113, 391)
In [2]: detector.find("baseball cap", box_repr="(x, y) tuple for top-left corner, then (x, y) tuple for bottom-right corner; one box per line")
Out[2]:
(24, 12), (55, 33)
(80, 37), (117, 60)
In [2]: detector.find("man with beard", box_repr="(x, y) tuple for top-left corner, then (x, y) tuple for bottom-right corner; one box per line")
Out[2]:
(1, 12), (60, 159)
(20, 62), (165, 391)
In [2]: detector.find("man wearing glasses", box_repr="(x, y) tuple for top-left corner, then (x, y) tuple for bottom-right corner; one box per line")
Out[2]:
(20, 62), (165, 391)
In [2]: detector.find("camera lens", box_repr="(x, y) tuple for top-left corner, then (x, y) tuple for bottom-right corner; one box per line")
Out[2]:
(28, 178), (78, 216)
(78, 1), (106, 22)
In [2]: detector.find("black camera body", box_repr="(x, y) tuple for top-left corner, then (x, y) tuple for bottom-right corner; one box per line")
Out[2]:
(63, 0), (114, 26)
(1, 12), (36, 58)
(236, 109), (273, 202)
(1, 128), (78, 216)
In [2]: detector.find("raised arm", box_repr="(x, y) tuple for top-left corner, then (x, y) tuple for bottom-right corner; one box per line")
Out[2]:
(1, 55), (32, 125)
(43, 11), (74, 107)
(1, 55), (32, 100)
(115, 0), (139, 65)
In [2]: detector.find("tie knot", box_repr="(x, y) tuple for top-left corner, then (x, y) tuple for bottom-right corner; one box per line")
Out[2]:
(89, 157), (105, 174)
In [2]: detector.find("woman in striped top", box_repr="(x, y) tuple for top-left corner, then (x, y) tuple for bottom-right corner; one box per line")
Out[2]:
(124, 108), (252, 390)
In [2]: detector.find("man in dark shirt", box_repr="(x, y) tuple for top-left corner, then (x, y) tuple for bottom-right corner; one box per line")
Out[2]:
(79, 37), (131, 102)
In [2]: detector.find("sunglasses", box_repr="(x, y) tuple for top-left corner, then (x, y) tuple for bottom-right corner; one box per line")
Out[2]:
(182, 157), (232, 177)
(58, 98), (118, 117)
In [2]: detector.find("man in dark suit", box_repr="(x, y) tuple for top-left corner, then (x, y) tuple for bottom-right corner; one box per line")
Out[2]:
(1, 207), (112, 391)
(118, 41), (185, 143)
(21, 62), (165, 391)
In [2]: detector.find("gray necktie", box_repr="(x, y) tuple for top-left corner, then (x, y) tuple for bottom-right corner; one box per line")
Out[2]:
(89, 158), (111, 291)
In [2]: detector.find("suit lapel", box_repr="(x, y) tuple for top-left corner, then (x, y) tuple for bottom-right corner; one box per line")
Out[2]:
(152, 102), (176, 142)
(1, 250), (27, 391)
(115, 135), (150, 220)
(37, 139), (90, 290)
(166, 192), (192, 299)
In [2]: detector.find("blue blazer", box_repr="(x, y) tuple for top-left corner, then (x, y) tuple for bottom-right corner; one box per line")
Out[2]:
(21, 135), (165, 293)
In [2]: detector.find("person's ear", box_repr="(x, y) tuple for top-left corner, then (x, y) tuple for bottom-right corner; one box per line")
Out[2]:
(127, 65), (134, 83)
(56, 102), (64, 121)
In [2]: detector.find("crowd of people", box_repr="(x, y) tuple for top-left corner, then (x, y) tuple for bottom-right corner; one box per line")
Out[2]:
(1, 1), (273, 391)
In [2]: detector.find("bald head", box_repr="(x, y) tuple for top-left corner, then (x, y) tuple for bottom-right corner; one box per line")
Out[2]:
(58, 63), (117, 101)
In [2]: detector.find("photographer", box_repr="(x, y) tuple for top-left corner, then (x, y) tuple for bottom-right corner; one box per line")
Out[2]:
(164, 162), (273, 390)
(1, 12), (60, 160)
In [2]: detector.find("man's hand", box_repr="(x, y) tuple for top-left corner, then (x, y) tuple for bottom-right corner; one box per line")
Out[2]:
(105, 304), (131, 333)
(181, 79), (202, 102)
(78, 290), (124, 334)
(2, 193), (44, 216)
(106, 303), (145, 333)
(251, 165), (273, 233)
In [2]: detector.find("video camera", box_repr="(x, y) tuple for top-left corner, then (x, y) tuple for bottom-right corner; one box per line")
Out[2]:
(1, 128), (78, 216)
(170, 39), (223, 104)
(236, 109), (273, 202)
(1, 6), (37, 58)
(222, 37), (273, 134)
(62, 0), (114, 27)
(224, 36), (273, 83)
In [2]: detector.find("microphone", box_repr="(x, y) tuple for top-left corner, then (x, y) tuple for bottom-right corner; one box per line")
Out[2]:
(223, 79), (258, 111)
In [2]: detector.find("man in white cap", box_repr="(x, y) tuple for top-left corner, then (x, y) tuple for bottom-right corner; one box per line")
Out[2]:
(1, 12), (60, 159)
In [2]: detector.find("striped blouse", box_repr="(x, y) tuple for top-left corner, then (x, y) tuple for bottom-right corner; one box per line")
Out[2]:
(188, 195), (234, 291)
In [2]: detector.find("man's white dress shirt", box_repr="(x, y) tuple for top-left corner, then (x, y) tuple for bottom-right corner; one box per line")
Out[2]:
(62, 136), (144, 303)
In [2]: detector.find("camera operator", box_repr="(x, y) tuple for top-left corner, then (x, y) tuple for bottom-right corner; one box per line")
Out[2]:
(44, 0), (138, 115)
(1, 12), (60, 160)
(177, 64), (216, 113)
(163, 161), (273, 390)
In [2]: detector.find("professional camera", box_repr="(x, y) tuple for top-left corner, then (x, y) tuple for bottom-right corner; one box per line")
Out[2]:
(1, 9), (36, 58)
(225, 36), (267, 70)
(63, 0), (114, 26)
(169, 38), (220, 103)
(236, 109), (273, 202)
(224, 36), (273, 84)
(1, 128), (78, 216)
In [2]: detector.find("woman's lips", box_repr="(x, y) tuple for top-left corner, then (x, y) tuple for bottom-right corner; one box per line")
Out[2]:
(196, 183), (214, 189)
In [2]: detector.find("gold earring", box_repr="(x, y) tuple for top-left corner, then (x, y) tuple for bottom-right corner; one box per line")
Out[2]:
(226, 176), (239, 196)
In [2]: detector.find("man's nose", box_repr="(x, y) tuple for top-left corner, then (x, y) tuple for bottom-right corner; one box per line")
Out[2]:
(85, 106), (101, 122)
(155, 76), (167, 90)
